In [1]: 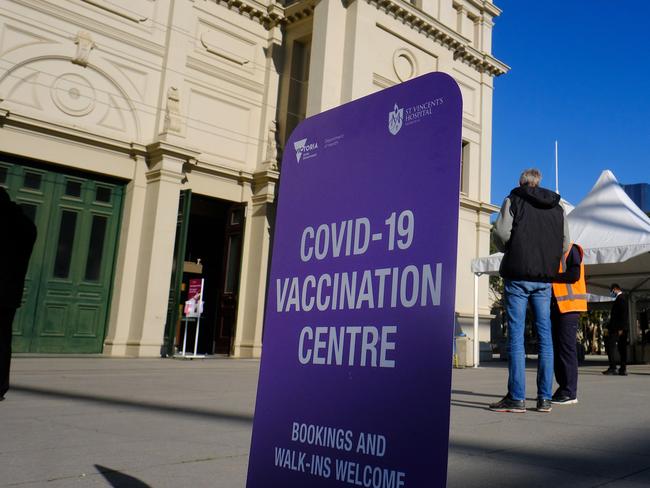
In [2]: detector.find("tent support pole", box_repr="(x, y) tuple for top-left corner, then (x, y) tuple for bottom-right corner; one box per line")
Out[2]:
(474, 273), (480, 368)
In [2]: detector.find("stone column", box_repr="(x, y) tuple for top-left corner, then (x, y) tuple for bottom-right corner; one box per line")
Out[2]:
(231, 169), (279, 358)
(103, 154), (148, 356)
(478, 74), (494, 204)
(340, 0), (374, 103)
(124, 142), (198, 357)
(481, 16), (494, 56)
(306, 0), (348, 115)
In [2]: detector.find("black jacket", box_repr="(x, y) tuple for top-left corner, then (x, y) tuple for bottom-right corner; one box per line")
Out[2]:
(608, 293), (628, 333)
(0, 188), (37, 309)
(554, 244), (582, 284)
(498, 186), (565, 282)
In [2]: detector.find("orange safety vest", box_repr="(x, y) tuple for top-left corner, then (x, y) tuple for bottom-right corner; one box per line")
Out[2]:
(552, 243), (588, 313)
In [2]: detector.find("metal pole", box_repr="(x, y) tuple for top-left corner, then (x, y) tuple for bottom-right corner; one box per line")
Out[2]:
(181, 317), (189, 357)
(555, 140), (559, 193)
(193, 279), (205, 357)
(474, 273), (480, 368)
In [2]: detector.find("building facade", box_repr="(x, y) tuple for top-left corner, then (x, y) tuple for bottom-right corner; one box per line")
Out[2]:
(622, 183), (650, 215)
(0, 0), (507, 357)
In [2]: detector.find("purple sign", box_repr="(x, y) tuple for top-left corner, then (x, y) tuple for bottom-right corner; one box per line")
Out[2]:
(247, 72), (462, 487)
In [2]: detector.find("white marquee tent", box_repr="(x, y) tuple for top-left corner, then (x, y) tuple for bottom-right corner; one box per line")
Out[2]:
(469, 170), (650, 366)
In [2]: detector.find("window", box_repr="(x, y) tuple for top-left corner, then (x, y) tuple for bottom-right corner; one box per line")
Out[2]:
(460, 141), (470, 194)
(24, 171), (42, 190)
(95, 186), (112, 203)
(53, 211), (78, 279)
(230, 207), (243, 226)
(65, 180), (82, 198)
(224, 235), (242, 294)
(84, 215), (108, 281)
(286, 39), (311, 141)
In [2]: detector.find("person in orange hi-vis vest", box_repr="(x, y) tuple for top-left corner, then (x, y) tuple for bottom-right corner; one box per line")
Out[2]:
(551, 242), (588, 405)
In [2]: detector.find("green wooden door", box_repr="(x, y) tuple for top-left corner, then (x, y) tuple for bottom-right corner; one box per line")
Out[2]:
(163, 189), (192, 357)
(0, 160), (123, 353)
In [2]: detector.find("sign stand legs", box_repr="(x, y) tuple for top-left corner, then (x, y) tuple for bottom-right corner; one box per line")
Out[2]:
(179, 278), (205, 359)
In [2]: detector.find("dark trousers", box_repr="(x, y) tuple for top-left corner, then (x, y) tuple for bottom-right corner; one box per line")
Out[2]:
(607, 331), (628, 371)
(551, 307), (579, 398)
(0, 307), (17, 396)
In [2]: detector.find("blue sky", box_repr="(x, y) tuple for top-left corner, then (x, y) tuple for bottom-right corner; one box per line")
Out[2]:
(490, 1), (650, 207)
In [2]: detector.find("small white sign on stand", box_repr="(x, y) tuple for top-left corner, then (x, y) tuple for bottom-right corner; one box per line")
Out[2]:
(181, 278), (205, 358)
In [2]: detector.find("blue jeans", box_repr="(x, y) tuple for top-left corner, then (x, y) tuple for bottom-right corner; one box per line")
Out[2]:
(504, 280), (554, 401)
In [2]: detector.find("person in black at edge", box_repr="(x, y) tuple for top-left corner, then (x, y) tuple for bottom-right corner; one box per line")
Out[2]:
(0, 187), (37, 401)
(603, 283), (629, 376)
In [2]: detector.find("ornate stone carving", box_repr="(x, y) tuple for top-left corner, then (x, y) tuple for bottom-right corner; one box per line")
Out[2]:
(163, 86), (181, 133)
(264, 119), (279, 170)
(50, 73), (96, 116)
(393, 48), (417, 82)
(0, 57), (139, 138)
(72, 31), (95, 67)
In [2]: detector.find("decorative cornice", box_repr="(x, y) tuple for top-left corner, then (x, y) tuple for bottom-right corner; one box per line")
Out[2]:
(283, 0), (317, 25)
(453, 45), (509, 76)
(460, 195), (500, 214)
(0, 108), (9, 128)
(209, 0), (317, 28)
(252, 168), (280, 204)
(0, 107), (148, 157)
(144, 142), (201, 182)
(453, 0), (501, 17)
(145, 141), (201, 165)
(210, 0), (285, 29)
(212, 0), (507, 75)
(466, 0), (502, 18)
(186, 157), (257, 188)
(363, 0), (509, 76)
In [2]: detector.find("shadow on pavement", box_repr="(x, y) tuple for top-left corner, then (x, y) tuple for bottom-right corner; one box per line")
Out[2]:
(452, 389), (536, 403)
(96, 465), (151, 487)
(451, 400), (493, 410)
(448, 437), (650, 488)
(11, 384), (254, 425)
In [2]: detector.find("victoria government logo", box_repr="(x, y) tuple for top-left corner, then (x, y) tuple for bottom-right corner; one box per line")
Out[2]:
(294, 138), (319, 162)
(388, 104), (403, 135)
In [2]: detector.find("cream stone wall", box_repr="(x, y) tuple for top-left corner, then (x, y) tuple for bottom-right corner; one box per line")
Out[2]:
(0, 0), (280, 357)
(0, 0), (506, 357)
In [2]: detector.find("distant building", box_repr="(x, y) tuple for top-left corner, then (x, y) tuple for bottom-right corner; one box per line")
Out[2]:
(622, 183), (650, 214)
(0, 0), (507, 357)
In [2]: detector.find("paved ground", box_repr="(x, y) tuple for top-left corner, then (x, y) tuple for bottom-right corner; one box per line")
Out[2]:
(1, 356), (649, 487)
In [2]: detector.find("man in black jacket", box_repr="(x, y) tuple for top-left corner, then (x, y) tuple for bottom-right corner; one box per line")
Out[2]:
(489, 168), (569, 413)
(603, 283), (629, 376)
(0, 187), (37, 401)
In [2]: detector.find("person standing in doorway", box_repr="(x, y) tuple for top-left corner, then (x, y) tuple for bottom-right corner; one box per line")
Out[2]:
(551, 242), (587, 405)
(490, 168), (569, 413)
(0, 187), (37, 401)
(603, 283), (628, 376)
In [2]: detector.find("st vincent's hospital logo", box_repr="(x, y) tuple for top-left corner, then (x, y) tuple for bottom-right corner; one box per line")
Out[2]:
(388, 104), (404, 135)
(388, 98), (445, 136)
